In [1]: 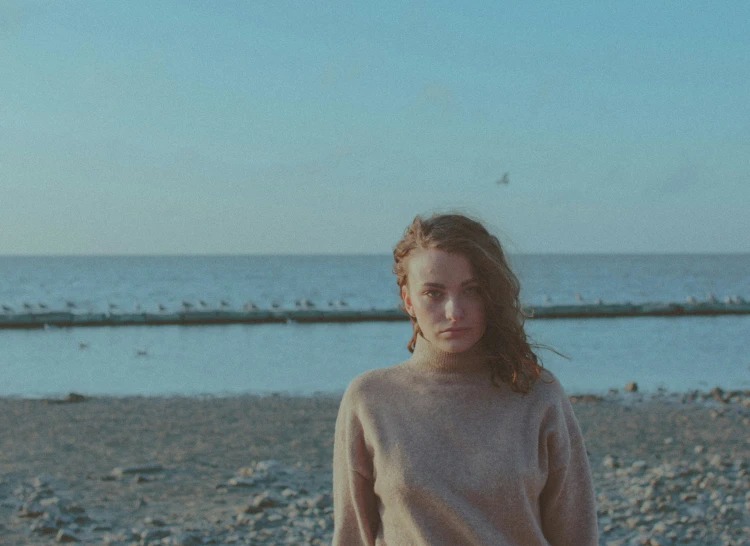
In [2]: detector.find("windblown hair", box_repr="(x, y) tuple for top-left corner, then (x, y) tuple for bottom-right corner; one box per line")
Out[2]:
(393, 213), (544, 394)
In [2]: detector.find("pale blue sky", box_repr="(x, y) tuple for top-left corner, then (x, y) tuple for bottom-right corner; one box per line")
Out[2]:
(1, 1), (748, 254)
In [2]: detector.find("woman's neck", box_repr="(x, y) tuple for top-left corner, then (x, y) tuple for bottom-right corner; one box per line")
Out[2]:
(407, 334), (491, 377)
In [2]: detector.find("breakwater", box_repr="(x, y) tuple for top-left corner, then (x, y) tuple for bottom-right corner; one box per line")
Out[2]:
(1, 300), (749, 329)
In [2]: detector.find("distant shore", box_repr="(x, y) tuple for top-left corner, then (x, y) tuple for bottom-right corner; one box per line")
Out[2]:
(1, 391), (748, 545)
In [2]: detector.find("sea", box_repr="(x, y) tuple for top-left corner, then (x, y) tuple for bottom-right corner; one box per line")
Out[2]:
(1, 254), (748, 397)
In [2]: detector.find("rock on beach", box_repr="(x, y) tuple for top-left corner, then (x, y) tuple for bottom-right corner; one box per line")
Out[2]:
(1, 390), (748, 545)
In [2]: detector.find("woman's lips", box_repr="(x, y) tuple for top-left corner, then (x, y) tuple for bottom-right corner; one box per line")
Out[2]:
(441, 327), (469, 334)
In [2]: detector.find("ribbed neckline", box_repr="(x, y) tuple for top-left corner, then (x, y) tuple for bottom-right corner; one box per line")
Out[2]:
(404, 335), (493, 380)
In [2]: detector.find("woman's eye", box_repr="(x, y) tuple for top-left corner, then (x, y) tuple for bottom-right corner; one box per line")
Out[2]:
(425, 290), (442, 298)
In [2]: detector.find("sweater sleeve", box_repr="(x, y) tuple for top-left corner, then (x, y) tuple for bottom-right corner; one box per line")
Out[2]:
(539, 394), (598, 546)
(332, 381), (380, 545)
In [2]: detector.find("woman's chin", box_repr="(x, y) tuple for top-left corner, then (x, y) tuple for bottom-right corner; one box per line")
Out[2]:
(434, 337), (480, 354)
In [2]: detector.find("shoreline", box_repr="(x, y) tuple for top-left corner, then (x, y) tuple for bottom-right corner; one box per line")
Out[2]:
(2, 391), (748, 544)
(3, 384), (749, 404)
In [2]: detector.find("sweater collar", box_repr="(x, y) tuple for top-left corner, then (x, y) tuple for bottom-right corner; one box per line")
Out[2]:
(406, 334), (492, 377)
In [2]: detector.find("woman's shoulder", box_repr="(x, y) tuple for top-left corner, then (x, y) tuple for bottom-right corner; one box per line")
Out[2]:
(525, 368), (569, 405)
(341, 362), (408, 404)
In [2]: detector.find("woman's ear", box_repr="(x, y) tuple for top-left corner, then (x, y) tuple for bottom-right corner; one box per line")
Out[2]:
(401, 285), (415, 318)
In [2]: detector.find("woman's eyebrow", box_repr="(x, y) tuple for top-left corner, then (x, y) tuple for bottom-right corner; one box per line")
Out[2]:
(421, 279), (478, 288)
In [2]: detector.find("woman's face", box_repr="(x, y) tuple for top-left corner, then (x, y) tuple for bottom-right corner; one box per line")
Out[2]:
(402, 247), (486, 353)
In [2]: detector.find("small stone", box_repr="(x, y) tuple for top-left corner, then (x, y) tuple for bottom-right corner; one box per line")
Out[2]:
(306, 493), (332, 509)
(62, 392), (87, 403)
(171, 532), (204, 546)
(32, 474), (56, 488)
(252, 491), (282, 508)
(710, 386), (726, 403)
(708, 454), (724, 468)
(30, 516), (60, 535)
(141, 528), (171, 541)
(240, 504), (264, 514)
(228, 476), (256, 487)
(19, 502), (44, 518)
(255, 460), (282, 473)
(59, 501), (85, 514)
(112, 464), (163, 477)
(39, 496), (60, 507)
(55, 529), (81, 543)
(632, 460), (647, 472)
(603, 455), (618, 468)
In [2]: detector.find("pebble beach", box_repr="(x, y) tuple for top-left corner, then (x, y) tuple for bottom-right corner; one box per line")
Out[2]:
(1, 389), (748, 545)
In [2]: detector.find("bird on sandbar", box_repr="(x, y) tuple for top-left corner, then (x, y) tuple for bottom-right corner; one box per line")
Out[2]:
(220, 299), (231, 308)
(22, 302), (34, 312)
(182, 301), (194, 311)
(1, 304), (13, 313)
(574, 293), (584, 302)
(243, 301), (258, 311)
(38, 302), (48, 310)
(686, 296), (696, 304)
(496, 172), (510, 185)
(198, 300), (208, 308)
(157, 303), (167, 312)
(66, 301), (76, 309)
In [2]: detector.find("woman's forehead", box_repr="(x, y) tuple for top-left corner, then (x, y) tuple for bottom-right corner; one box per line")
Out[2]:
(407, 248), (474, 282)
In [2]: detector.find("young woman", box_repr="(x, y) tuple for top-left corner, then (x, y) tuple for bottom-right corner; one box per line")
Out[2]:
(332, 213), (598, 545)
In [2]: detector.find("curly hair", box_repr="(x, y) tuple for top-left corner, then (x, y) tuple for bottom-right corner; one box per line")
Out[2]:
(393, 213), (544, 394)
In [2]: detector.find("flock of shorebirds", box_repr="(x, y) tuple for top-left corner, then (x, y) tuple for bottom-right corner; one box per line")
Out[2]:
(0, 298), (350, 314)
(1, 293), (746, 315)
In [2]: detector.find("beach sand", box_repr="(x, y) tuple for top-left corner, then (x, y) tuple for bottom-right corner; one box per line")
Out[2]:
(1, 391), (748, 545)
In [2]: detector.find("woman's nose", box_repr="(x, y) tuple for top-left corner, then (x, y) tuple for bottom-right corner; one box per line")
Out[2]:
(445, 297), (465, 320)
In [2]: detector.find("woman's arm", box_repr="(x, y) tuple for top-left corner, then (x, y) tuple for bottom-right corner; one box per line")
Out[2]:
(540, 396), (598, 546)
(332, 384), (380, 545)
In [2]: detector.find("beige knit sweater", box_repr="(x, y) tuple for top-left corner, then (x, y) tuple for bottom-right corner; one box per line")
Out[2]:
(332, 336), (598, 545)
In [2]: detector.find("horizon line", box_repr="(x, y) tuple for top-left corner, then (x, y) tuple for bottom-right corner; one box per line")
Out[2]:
(1, 251), (749, 258)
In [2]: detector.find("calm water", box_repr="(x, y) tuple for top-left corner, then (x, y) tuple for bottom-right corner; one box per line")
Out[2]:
(1, 254), (748, 396)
